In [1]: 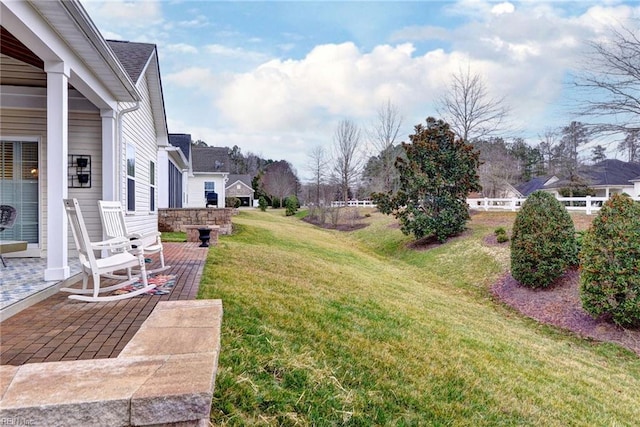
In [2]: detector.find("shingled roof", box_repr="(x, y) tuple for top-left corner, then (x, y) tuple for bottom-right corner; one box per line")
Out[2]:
(191, 147), (231, 173)
(107, 40), (156, 83)
(546, 159), (640, 188)
(169, 133), (191, 160)
(515, 176), (557, 196)
(583, 159), (640, 185)
(227, 174), (253, 188)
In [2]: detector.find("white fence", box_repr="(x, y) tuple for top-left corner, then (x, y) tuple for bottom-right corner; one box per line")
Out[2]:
(330, 200), (377, 208)
(331, 196), (639, 215)
(466, 196), (640, 215)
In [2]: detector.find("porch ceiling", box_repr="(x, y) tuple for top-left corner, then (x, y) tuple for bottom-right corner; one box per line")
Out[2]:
(31, 0), (138, 102)
(0, 26), (43, 70)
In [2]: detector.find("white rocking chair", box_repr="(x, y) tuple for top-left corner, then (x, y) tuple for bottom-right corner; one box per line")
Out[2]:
(61, 198), (155, 302)
(98, 200), (170, 274)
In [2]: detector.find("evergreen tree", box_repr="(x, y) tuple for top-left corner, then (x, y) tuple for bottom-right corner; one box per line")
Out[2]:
(373, 118), (480, 242)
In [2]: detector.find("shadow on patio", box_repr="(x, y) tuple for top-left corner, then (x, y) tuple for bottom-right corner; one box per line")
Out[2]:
(0, 242), (208, 366)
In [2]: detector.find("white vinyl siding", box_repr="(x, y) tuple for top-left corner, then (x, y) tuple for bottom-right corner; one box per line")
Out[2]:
(120, 73), (159, 236)
(187, 174), (227, 208)
(0, 107), (102, 255)
(0, 54), (46, 87)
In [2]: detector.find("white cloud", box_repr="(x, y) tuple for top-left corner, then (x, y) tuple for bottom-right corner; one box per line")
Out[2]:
(166, 43), (198, 54)
(177, 14), (209, 28)
(165, 67), (217, 88)
(491, 2), (515, 15)
(215, 42), (429, 132)
(82, 0), (163, 26)
(575, 4), (638, 33)
(205, 44), (269, 62)
(391, 25), (451, 42)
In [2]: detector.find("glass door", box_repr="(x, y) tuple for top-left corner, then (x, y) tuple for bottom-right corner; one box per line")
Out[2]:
(0, 140), (39, 251)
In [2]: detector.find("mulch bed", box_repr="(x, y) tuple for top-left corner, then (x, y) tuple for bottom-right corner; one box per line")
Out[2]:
(492, 268), (640, 356)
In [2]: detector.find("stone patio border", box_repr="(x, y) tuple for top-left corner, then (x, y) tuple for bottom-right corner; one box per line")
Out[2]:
(0, 299), (222, 426)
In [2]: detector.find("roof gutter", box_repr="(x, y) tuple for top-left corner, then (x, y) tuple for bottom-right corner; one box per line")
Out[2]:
(115, 101), (140, 200)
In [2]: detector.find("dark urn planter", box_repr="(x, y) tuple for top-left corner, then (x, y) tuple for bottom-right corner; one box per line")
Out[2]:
(198, 227), (212, 247)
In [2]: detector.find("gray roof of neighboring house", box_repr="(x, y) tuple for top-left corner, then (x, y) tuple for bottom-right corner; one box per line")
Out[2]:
(191, 147), (230, 173)
(227, 174), (253, 188)
(515, 176), (555, 196)
(107, 40), (156, 83)
(583, 159), (640, 186)
(548, 159), (640, 188)
(169, 133), (191, 160)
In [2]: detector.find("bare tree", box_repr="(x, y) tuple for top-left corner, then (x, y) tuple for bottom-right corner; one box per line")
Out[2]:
(332, 119), (364, 204)
(538, 128), (560, 175)
(618, 129), (639, 163)
(367, 100), (403, 193)
(306, 146), (329, 205)
(474, 138), (519, 197)
(436, 66), (510, 142)
(261, 160), (299, 205)
(574, 23), (640, 136)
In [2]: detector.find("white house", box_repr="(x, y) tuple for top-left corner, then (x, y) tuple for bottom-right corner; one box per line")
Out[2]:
(541, 159), (640, 198)
(187, 146), (229, 208)
(0, 0), (168, 281)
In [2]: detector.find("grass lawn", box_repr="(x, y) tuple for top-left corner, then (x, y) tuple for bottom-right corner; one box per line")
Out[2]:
(160, 231), (187, 242)
(198, 209), (640, 426)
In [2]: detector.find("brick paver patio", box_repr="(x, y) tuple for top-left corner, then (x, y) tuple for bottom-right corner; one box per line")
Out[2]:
(0, 242), (209, 366)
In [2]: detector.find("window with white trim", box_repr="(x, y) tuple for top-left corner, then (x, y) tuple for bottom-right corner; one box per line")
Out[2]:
(126, 144), (135, 212)
(204, 181), (216, 205)
(149, 160), (156, 212)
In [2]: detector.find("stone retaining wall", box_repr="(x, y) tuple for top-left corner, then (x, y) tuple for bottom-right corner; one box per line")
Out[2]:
(158, 208), (233, 235)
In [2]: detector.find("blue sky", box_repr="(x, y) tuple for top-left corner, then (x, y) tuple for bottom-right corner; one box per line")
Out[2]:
(82, 1), (640, 179)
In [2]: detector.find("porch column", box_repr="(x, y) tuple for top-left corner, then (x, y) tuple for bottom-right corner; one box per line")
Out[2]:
(44, 61), (70, 281)
(101, 109), (118, 202)
(182, 170), (189, 207)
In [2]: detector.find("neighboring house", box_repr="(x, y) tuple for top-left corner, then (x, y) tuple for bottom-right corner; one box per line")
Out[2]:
(515, 175), (559, 197)
(226, 174), (255, 207)
(543, 159), (640, 198)
(187, 146), (230, 208)
(0, 0), (168, 281)
(159, 133), (191, 208)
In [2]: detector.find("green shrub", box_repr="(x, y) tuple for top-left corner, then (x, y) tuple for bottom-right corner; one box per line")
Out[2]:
(574, 230), (586, 253)
(272, 197), (281, 209)
(226, 197), (241, 208)
(285, 195), (299, 216)
(510, 191), (577, 288)
(496, 233), (509, 243)
(494, 227), (509, 243)
(580, 194), (640, 327)
(258, 196), (268, 212)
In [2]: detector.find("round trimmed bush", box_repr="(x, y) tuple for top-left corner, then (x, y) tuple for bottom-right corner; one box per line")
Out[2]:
(510, 191), (577, 288)
(580, 194), (640, 327)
